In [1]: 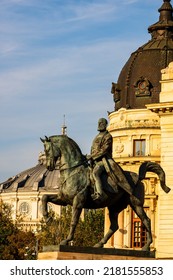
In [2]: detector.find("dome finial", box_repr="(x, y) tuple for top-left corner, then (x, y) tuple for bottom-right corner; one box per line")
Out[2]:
(148, 0), (173, 39)
(158, 0), (173, 21)
(61, 114), (67, 135)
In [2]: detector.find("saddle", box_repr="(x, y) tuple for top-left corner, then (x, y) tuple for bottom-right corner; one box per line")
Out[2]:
(88, 159), (120, 194)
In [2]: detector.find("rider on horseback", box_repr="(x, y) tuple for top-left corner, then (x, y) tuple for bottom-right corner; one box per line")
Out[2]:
(87, 118), (134, 202)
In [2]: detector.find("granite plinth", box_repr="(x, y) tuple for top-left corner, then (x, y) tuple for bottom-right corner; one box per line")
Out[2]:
(38, 245), (155, 260)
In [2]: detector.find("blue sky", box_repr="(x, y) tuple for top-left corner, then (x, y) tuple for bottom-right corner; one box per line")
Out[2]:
(0, 0), (161, 182)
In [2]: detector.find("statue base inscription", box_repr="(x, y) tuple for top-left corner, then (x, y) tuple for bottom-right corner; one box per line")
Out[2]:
(38, 245), (155, 260)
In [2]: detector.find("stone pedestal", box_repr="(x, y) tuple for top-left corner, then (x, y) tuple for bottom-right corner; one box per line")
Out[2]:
(38, 245), (155, 260)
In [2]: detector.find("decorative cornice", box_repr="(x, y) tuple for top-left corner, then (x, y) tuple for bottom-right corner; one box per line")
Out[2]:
(109, 118), (160, 130)
(146, 102), (173, 114)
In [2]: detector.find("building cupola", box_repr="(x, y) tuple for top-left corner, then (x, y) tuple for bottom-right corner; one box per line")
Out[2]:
(111, 0), (173, 111)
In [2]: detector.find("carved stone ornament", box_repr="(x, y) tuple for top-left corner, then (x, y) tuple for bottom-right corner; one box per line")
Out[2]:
(161, 61), (173, 75)
(110, 118), (160, 130)
(114, 143), (124, 154)
(134, 77), (152, 97)
(111, 82), (121, 102)
(19, 202), (31, 216)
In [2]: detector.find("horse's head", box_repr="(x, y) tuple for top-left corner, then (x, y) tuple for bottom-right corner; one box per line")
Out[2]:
(41, 134), (87, 171)
(40, 136), (61, 171)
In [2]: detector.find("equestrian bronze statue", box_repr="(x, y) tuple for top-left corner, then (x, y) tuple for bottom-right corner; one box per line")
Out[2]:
(41, 131), (170, 251)
(87, 118), (135, 202)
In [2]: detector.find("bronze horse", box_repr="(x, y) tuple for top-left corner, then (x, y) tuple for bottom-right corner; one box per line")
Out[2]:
(41, 134), (170, 250)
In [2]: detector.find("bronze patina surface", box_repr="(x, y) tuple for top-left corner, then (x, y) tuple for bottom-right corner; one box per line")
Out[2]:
(41, 132), (170, 251)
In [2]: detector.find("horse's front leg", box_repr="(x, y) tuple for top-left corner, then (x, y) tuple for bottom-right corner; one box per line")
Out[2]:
(94, 206), (118, 248)
(42, 194), (67, 223)
(60, 204), (82, 246)
(60, 188), (87, 246)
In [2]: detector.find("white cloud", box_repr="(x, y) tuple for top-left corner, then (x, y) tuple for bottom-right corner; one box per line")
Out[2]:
(0, 38), (137, 98)
(0, 41), (20, 56)
(0, 141), (41, 181)
(63, 1), (117, 23)
(0, 37), (139, 182)
(0, 0), (158, 182)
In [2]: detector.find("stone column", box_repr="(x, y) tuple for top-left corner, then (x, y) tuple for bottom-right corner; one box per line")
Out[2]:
(31, 197), (39, 220)
(147, 62), (173, 259)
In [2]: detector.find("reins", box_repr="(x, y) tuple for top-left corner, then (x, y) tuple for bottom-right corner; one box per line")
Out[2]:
(57, 159), (88, 171)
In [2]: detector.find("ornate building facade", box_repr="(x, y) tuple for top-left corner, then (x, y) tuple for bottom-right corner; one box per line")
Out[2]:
(0, 149), (61, 231)
(107, 0), (173, 258)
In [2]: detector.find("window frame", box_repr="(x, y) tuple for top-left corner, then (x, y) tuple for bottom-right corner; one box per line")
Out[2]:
(131, 209), (148, 248)
(133, 139), (146, 156)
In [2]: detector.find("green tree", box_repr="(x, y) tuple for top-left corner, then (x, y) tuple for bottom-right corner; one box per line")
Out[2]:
(75, 209), (104, 246)
(0, 201), (37, 260)
(39, 206), (104, 247)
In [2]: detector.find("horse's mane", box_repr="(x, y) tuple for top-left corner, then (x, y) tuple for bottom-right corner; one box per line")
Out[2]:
(49, 135), (86, 162)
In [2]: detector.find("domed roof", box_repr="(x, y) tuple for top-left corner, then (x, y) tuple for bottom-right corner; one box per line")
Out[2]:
(111, 0), (173, 111)
(0, 153), (60, 193)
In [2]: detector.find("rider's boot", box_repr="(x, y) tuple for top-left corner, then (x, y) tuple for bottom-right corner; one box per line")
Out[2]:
(91, 178), (108, 202)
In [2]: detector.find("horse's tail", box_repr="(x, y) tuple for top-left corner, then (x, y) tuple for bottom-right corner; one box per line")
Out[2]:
(138, 161), (171, 193)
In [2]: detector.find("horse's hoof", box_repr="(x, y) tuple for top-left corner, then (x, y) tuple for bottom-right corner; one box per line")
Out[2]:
(93, 242), (104, 248)
(142, 245), (150, 251)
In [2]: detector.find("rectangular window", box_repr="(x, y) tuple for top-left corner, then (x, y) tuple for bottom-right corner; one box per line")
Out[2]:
(131, 210), (148, 248)
(133, 140), (146, 156)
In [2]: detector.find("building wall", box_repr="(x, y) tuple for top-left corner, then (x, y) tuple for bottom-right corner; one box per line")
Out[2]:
(147, 62), (173, 258)
(107, 107), (161, 250)
(107, 63), (173, 258)
(0, 191), (61, 231)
